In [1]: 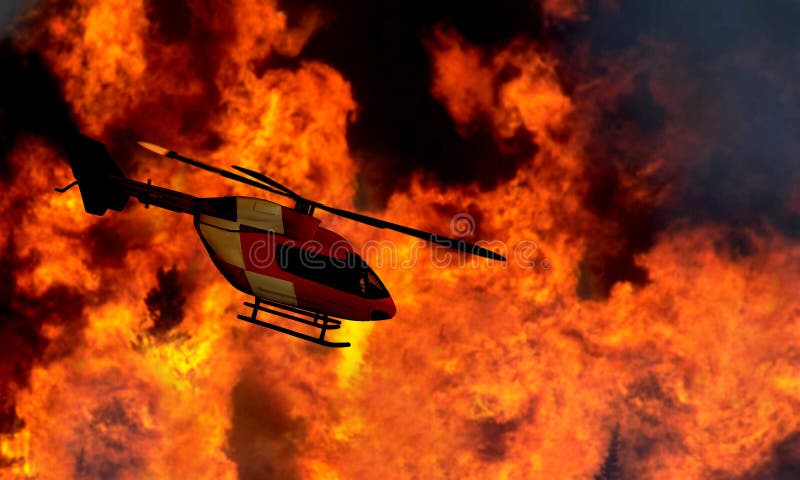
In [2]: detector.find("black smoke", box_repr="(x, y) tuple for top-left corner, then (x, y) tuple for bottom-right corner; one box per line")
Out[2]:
(572, 1), (800, 238)
(472, 417), (520, 462)
(275, 0), (547, 208)
(0, 240), (87, 435)
(742, 431), (800, 480)
(558, 0), (799, 297)
(0, 40), (80, 179)
(593, 426), (624, 480)
(145, 266), (186, 338)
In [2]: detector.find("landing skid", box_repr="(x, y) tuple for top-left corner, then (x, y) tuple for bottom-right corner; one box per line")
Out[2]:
(237, 297), (351, 348)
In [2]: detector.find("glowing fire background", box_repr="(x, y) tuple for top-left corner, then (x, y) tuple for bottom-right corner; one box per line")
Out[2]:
(1, 0), (799, 478)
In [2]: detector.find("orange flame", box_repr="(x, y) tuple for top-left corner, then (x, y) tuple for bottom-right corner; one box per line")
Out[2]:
(2, 1), (798, 479)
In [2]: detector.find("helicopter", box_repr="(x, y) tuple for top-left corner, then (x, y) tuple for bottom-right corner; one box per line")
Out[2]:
(57, 135), (505, 347)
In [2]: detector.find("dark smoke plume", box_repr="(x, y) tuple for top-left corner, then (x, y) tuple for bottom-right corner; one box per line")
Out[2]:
(276, 0), (548, 208)
(0, 40), (79, 179)
(145, 267), (187, 337)
(0, 241), (87, 434)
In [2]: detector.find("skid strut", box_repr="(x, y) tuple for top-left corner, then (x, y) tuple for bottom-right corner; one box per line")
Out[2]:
(237, 297), (350, 348)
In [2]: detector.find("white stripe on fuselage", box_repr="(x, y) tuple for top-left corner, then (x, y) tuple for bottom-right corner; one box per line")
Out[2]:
(197, 197), (296, 305)
(245, 270), (298, 306)
(236, 197), (284, 233)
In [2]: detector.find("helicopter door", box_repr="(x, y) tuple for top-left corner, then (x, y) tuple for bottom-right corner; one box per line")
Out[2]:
(245, 270), (298, 306)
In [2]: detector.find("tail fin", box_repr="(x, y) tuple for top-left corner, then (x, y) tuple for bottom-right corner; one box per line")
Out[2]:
(63, 135), (129, 216)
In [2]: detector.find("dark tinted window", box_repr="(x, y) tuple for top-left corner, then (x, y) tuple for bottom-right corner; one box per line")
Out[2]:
(276, 244), (388, 298)
(366, 271), (389, 299)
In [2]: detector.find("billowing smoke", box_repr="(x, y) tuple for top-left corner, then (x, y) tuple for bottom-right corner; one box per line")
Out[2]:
(566, 0), (800, 295)
(0, 40), (79, 178)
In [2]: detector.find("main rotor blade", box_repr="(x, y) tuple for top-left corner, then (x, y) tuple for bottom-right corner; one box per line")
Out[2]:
(138, 141), (505, 261)
(137, 142), (291, 198)
(231, 165), (299, 199)
(312, 202), (507, 261)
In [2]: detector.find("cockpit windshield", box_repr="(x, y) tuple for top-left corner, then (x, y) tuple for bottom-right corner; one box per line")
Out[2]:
(352, 253), (389, 299)
(365, 270), (389, 299)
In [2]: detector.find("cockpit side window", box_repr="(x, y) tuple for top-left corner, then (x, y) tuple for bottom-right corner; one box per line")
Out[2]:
(277, 243), (360, 295)
(275, 244), (389, 298)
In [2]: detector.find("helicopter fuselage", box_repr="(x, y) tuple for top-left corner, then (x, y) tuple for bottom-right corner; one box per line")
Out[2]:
(193, 196), (396, 321)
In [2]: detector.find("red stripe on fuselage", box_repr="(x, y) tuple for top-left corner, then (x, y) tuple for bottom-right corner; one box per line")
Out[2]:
(212, 258), (252, 296)
(238, 231), (371, 320)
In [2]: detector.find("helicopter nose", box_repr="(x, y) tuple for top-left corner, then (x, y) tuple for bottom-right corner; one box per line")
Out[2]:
(370, 297), (396, 320)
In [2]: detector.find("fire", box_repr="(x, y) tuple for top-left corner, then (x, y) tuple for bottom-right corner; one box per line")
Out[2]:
(1, 1), (798, 479)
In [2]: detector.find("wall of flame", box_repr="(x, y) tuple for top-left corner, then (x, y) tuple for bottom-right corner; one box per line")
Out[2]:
(1, 0), (799, 479)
